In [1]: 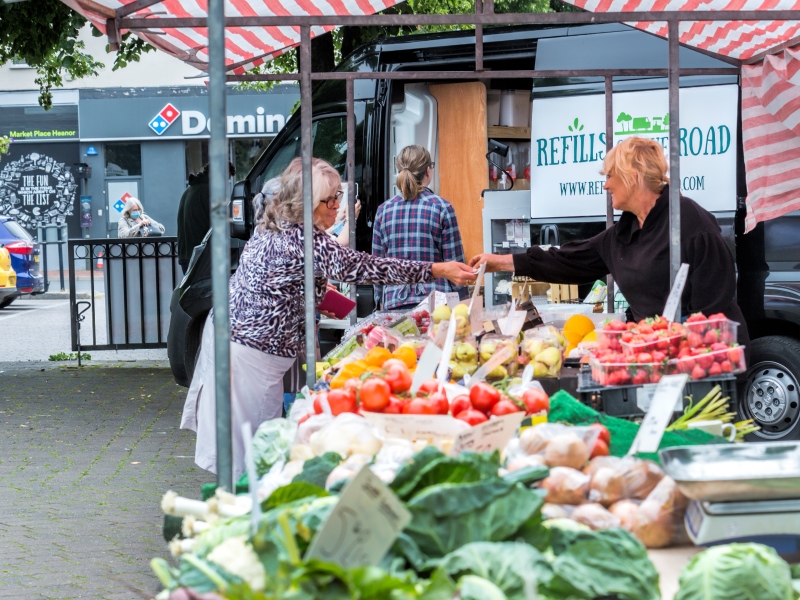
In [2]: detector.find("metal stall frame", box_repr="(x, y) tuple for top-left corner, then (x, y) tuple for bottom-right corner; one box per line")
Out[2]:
(116, 3), (800, 490)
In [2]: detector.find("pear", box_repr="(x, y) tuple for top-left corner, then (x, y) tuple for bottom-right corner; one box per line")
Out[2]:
(432, 304), (452, 324)
(454, 342), (477, 363)
(453, 303), (469, 318)
(455, 315), (470, 338)
(486, 364), (509, 381)
(533, 361), (549, 377)
(535, 346), (563, 368)
(450, 361), (467, 381)
(479, 340), (498, 362)
(523, 338), (544, 359)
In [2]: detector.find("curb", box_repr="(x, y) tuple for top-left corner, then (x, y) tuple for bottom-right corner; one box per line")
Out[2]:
(29, 292), (92, 300)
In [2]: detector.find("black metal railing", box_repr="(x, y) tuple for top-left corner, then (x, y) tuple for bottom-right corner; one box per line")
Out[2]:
(69, 237), (180, 351)
(37, 225), (68, 293)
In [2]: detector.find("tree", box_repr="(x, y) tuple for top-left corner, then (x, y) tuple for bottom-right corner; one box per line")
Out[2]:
(616, 112), (632, 131)
(0, 0), (152, 110)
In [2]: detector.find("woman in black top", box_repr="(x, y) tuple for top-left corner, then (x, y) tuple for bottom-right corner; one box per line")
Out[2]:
(470, 136), (749, 346)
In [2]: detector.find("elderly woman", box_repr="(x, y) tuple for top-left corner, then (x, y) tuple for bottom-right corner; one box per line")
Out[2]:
(117, 197), (165, 238)
(181, 157), (476, 478)
(470, 136), (748, 345)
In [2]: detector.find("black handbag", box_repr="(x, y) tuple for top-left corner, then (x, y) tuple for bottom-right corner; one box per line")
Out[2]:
(141, 224), (162, 237)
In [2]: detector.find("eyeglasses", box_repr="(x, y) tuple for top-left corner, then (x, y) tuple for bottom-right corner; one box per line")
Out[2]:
(324, 190), (344, 209)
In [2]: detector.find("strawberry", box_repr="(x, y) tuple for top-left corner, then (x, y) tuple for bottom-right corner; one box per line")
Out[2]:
(677, 358), (696, 374)
(652, 351), (667, 363)
(687, 332), (704, 348)
(708, 362), (722, 376)
(703, 329), (719, 345)
(691, 364), (707, 379)
(728, 346), (744, 364)
(633, 369), (648, 385)
(696, 353), (714, 370)
(650, 372), (662, 383)
(720, 359), (734, 373)
(710, 342), (729, 353)
(637, 352), (653, 363)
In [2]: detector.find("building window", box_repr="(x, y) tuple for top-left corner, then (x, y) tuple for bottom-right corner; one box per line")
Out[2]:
(10, 57), (33, 69)
(232, 138), (272, 180)
(105, 143), (142, 177)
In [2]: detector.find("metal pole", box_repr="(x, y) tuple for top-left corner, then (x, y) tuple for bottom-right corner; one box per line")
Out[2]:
(208, 0), (233, 492)
(346, 78), (357, 325)
(668, 19), (681, 293)
(58, 226), (66, 291)
(301, 26), (316, 389)
(475, 0), (484, 73)
(604, 75), (615, 314)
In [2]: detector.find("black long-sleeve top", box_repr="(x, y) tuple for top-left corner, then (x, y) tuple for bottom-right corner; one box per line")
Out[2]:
(513, 185), (749, 345)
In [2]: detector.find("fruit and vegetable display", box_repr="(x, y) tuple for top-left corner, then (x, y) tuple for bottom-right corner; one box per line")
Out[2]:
(590, 312), (746, 386)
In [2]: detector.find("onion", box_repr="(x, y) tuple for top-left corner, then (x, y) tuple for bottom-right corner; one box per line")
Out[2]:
(571, 503), (621, 530)
(609, 499), (640, 531)
(632, 499), (675, 548)
(519, 426), (550, 455)
(544, 433), (589, 469)
(539, 466), (589, 505)
(506, 454), (547, 472)
(588, 466), (626, 506)
(542, 503), (570, 520)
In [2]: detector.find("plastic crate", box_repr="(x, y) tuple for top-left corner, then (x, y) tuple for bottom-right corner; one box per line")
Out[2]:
(588, 356), (671, 387)
(577, 373), (738, 418)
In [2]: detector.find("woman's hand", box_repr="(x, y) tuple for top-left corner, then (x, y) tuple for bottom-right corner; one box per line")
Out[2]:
(468, 253), (514, 273)
(432, 262), (478, 286)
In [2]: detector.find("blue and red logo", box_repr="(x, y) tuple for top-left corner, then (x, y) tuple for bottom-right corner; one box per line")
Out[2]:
(148, 103), (181, 135)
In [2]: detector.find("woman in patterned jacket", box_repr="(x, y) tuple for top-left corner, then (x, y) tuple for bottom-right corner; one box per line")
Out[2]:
(181, 157), (476, 478)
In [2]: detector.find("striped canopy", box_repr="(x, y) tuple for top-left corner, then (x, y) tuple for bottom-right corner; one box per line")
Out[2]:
(61, 0), (399, 74)
(565, 0), (800, 231)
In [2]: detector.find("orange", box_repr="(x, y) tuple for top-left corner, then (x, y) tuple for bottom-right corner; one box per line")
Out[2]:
(392, 346), (418, 369)
(563, 314), (596, 344)
(365, 346), (392, 367)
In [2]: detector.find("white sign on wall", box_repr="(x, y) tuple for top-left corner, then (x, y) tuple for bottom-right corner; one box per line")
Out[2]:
(107, 181), (140, 225)
(530, 85), (739, 218)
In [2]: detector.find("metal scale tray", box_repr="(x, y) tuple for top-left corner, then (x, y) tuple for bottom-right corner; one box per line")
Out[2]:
(659, 442), (800, 503)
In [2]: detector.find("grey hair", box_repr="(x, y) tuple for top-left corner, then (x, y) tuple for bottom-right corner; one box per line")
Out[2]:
(121, 197), (144, 219)
(253, 177), (281, 233)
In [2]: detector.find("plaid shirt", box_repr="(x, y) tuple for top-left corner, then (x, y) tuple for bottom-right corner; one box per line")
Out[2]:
(372, 188), (467, 309)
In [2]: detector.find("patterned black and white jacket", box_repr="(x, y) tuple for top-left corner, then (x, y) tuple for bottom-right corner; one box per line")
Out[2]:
(229, 224), (432, 357)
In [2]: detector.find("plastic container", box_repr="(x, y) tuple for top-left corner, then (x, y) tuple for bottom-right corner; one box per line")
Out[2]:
(499, 90), (531, 127)
(685, 317), (739, 347)
(487, 90), (501, 126)
(589, 356), (671, 387)
(521, 326), (565, 376)
(621, 331), (685, 359)
(450, 335), (479, 381)
(670, 345), (746, 380)
(596, 328), (626, 353)
(398, 335), (429, 360)
(479, 333), (519, 379)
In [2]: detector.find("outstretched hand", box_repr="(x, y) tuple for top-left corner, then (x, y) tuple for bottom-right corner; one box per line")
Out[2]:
(468, 253), (514, 273)
(432, 261), (478, 286)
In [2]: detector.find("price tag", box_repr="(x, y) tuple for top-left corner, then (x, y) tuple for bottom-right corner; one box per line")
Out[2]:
(662, 263), (690, 322)
(305, 466), (411, 568)
(451, 412), (526, 455)
(466, 345), (513, 388)
(468, 263), (487, 315)
(628, 374), (688, 455)
(437, 312), (458, 385)
(410, 342), (443, 395)
(446, 292), (461, 308)
(240, 422), (262, 536)
(362, 411), (468, 442)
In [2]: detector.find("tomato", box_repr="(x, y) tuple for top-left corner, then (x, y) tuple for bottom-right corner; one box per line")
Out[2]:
(383, 395), (405, 414)
(417, 379), (440, 395)
(327, 388), (358, 415)
(313, 393), (328, 414)
(589, 422), (611, 445)
(360, 378), (391, 412)
(383, 359), (412, 394)
(297, 413), (312, 425)
(469, 382), (501, 413)
(450, 395), (472, 417)
(404, 397), (439, 415)
(455, 409), (488, 426)
(520, 388), (550, 415)
(590, 438), (610, 458)
(429, 391), (450, 415)
(491, 399), (521, 416)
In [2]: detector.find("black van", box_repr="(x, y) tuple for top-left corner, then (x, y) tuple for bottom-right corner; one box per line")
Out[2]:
(169, 23), (800, 441)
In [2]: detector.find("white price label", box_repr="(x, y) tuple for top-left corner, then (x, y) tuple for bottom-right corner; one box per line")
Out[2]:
(305, 467), (411, 568)
(437, 312), (458, 385)
(628, 374), (688, 455)
(451, 412), (526, 455)
(446, 292), (461, 308)
(662, 263), (690, 323)
(410, 343), (443, 395)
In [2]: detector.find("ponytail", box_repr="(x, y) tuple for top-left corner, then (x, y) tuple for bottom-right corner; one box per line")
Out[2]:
(395, 145), (432, 201)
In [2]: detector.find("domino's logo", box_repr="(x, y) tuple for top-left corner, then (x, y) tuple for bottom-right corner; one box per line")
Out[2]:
(114, 192), (132, 213)
(148, 103), (181, 135)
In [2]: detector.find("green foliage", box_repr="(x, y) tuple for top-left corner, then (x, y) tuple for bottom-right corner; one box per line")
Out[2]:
(292, 452), (343, 489)
(48, 352), (91, 361)
(91, 26), (155, 71)
(0, 135), (11, 156)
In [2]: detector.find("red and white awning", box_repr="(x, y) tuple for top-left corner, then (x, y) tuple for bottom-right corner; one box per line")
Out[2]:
(566, 0), (800, 231)
(61, 0), (400, 74)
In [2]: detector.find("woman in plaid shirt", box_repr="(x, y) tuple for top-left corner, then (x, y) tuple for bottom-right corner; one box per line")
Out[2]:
(372, 145), (468, 310)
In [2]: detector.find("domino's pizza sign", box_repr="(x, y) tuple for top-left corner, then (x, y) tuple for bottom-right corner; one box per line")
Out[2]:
(148, 103), (181, 135)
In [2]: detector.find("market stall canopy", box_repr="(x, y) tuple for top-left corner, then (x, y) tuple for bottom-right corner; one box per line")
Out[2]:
(60, 0), (402, 74)
(561, 0), (800, 231)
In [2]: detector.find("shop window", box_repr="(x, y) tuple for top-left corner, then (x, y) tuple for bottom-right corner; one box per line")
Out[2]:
(105, 143), (142, 177)
(232, 138), (272, 179)
(185, 139), (209, 179)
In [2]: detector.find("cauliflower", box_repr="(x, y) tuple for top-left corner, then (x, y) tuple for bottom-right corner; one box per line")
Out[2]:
(206, 536), (267, 591)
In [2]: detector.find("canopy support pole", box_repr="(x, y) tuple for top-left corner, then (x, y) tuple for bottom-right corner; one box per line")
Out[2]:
(346, 79), (357, 324)
(301, 26), (317, 389)
(604, 75), (615, 314)
(668, 19), (682, 305)
(209, 0), (233, 491)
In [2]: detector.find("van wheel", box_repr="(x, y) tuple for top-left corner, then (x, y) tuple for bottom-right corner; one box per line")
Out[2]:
(739, 336), (800, 440)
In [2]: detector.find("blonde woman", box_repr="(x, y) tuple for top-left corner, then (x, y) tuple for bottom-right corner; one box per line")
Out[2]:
(470, 136), (748, 345)
(181, 156), (476, 478)
(117, 197), (165, 238)
(372, 145), (467, 310)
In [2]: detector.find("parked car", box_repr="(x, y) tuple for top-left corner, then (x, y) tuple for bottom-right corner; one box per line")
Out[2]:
(0, 216), (44, 306)
(0, 245), (18, 307)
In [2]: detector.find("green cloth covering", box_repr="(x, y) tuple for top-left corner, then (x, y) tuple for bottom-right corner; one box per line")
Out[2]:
(548, 389), (726, 464)
(201, 472), (250, 501)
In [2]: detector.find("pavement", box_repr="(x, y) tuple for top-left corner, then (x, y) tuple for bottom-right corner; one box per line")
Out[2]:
(0, 361), (208, 599)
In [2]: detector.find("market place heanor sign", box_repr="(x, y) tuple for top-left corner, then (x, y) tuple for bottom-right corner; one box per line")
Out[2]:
(530, 85), (739, 218)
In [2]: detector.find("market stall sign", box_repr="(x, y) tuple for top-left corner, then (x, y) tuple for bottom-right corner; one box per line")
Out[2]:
(0, 105), (79, 141)
(530, 85), (738, 218)
(628, 374), (689, 455)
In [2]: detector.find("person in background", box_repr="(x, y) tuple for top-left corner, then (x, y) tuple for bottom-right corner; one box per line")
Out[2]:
(118, 197), (165, 238)
(372, 145), (467, 310)
(177, 162), (236, 273)
(180, 157), (476, 478)
(327, 194), (361, 246)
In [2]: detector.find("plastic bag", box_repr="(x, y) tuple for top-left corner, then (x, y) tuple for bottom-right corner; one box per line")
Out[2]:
(251, 419), (296, 477)
(506, 366), (548, 401)
(517, 423), (600, 470)
(571, 503), (621, 530)
(295, 412), (334, 445)
(631, 476), (688, 548)
(539, 466), (590, 505)
(478, 334), (519, 379)
(584, 456), (665, 501)
(309, 413), (382, 458)
(520, 325), (565, 376)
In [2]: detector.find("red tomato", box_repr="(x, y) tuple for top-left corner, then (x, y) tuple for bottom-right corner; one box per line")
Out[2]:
(589, 422), (611, 445)
(520, 388), (550, 415)
(383, 359), (412, 394)
(360, 378), (391, 412)
(327, 389), (358, 415)
(313, 393), (328, 414)
(491, 399), (521, 416)
(404, 397), (439, 415)
(383, 395), (405, 414)
(455, 409), (488, 426)
(590, 438), (610, 458)
(417, 379), (440, 396)
(469, 382), (501, 413)
(450, 395), (472, 417)
(429, 391), (450, 415)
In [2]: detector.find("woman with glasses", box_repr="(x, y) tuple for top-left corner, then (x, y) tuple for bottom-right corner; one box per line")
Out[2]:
(181, 156), (477, 478)
(372, 145), (467, 310)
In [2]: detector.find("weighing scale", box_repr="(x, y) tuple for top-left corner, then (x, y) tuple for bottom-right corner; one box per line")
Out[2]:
(685, 498), (800, 552)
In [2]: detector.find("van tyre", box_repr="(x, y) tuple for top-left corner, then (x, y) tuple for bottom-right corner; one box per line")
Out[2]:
(739, 336), (800, 440)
